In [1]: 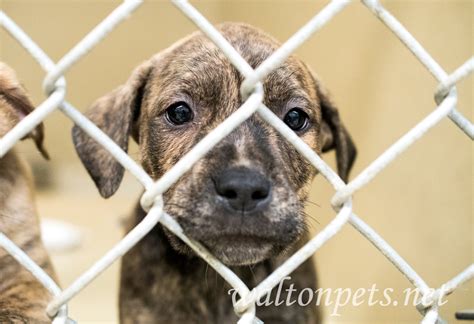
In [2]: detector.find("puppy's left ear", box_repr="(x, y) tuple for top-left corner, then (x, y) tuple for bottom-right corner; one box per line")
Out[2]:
(0, 63), (48, 159)
(315, 80), (356, 182)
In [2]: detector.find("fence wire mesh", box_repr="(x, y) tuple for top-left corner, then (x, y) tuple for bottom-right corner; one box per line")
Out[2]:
(0, 0), (473, 323)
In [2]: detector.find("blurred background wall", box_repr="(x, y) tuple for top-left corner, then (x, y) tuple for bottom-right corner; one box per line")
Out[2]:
(1, 0), (472, 323)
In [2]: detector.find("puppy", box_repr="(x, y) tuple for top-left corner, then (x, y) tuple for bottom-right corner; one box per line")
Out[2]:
(0, 63), (56, 323)
(73, 23), (356, 323)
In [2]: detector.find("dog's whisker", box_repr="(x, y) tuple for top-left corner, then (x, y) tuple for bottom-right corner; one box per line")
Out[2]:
(306, 200), (321, 208)
(303, 220), (316, 232)
(304, 214), (319, 224)
(302, 211), (320, 225)
(214, 268), (218, 288)
(204, 263), (209, 290)
(248, 265), (257, 282)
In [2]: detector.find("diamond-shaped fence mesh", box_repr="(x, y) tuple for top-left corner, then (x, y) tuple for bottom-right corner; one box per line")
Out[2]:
(0, 1), (472, 324)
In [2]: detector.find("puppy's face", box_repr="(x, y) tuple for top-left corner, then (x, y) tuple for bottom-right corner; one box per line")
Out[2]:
(0, 62), (47, 158)
(73, 23), (356, 266)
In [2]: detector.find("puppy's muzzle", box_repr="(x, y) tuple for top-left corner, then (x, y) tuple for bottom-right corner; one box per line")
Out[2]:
(214, 167), (271, 213)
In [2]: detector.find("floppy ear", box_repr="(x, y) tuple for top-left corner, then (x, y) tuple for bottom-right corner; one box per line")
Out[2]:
(72, 60), (153, 198)
(316, 80), (357, 183)
(0, 63), (48, 159)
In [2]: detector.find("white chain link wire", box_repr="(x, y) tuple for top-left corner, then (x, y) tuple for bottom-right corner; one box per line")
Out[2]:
(0, 0), (472, 323)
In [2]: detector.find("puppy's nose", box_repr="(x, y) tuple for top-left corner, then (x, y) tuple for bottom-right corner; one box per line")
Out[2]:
(214, 168), (271, 213)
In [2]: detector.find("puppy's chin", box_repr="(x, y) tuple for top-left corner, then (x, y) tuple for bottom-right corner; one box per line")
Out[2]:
(201, 236), (278, 266)
(163, 228), (283, 266)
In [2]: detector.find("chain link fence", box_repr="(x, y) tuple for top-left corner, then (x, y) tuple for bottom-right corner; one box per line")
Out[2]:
(0, 1), (472, 323)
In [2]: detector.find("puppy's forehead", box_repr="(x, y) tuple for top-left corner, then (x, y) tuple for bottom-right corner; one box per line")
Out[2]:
(147, 23), (317, 110)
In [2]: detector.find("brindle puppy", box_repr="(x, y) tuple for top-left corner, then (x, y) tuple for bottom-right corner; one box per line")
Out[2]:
(0, 62), (55, 323)
(73, 23), (356, 323)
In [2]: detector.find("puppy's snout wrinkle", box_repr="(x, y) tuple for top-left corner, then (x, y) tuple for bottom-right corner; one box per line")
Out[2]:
(214, 167), (271, 213)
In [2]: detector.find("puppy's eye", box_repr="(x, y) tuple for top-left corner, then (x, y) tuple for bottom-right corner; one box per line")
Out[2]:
(165, 102), (194, 125)
(283, 108), (309, 131)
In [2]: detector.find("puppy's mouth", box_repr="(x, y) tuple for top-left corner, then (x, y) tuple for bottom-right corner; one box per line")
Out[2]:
(170, 207), (304, 266)
(200, 235), (277, 266)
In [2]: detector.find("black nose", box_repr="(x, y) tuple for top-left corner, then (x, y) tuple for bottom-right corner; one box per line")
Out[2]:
(214, 167), (271, 213)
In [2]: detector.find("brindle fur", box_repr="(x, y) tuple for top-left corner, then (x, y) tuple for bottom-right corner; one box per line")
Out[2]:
(73, 23), (356, 323)
(0, 62), (56, 323)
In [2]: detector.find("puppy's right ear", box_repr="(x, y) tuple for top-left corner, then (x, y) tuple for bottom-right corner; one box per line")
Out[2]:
(0, 62), (49, 159)
(72, 60), (153, 198)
